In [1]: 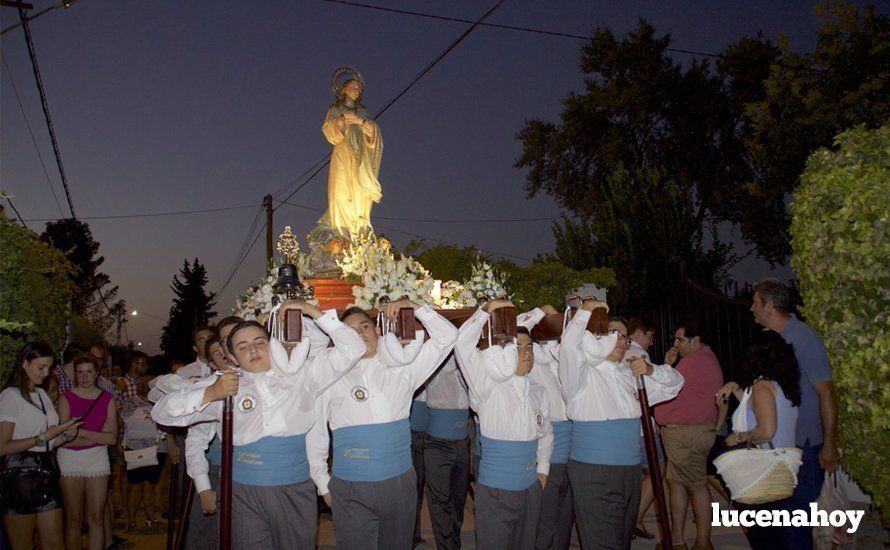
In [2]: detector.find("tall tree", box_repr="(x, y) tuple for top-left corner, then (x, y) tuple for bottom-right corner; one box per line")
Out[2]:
(160, 259), (217, 361)
(516, 20), (773, 310)
(40, 219), (125, 334)
(741, 2), (890, 263)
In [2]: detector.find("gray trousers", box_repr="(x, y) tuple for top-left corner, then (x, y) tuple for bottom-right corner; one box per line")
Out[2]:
(475, 482), (543, 550)
(535, 463), (573, 550)
(330, 468), (417, 550)
(411, 430), (426, 540)
(231, 479), (317, 550)
(567, 460), (641, 550)
(186, 465), (220, 550)
(423, 435), (470, 550)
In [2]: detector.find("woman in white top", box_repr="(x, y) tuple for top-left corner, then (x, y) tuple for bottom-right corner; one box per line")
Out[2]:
(716, 330), (801, 550)
(0, 341), (81, 550)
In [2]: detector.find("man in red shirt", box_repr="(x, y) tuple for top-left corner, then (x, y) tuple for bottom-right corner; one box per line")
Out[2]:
(655, 319), (723, 550)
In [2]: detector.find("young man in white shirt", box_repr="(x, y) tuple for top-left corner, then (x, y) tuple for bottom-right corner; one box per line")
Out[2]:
(152, 302), (365, 549)
(177, 325), (218, 380)
(454, 300), (553, 549)
(423, 355), (471, 550)
(559, 301), (684, 549)
(307, 298), (457, 550)
(519, 305), (574, 550)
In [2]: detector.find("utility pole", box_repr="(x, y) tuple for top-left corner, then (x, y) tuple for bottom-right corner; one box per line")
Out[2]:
(264, 194), (274, 266)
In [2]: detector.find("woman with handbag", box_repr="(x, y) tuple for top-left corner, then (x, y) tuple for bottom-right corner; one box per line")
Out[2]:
(119, 377), (167, 531)
(57, 355), (117, 550)
(716, 330), (801, 549)
(0, 341), (82, 550)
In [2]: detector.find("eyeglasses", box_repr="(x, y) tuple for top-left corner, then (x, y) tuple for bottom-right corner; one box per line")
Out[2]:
(609, 329), (632, 346)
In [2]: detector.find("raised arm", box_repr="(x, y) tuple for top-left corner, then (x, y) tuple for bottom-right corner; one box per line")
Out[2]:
(379, 300), (458, 390)
(303, 309), (366, 396)
(453, 307), (505, 403)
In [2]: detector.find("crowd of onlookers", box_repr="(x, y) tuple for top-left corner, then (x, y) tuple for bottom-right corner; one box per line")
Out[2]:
(1, 342), (185, 550)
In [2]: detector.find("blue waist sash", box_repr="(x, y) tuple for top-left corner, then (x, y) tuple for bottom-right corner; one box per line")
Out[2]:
(206, 433), (221, 466)
(551, 420), (573, 464)
(427, 408), (469, 440)
(332, 419), (412, 482)
(233, 434), (308, 486)
(570, 419), (640, 466)
(478, 435), (537, 491)
(410, 400), (429, 432)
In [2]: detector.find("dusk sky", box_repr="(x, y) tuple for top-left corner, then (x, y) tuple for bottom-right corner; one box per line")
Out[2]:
(3, 1), (877, 354)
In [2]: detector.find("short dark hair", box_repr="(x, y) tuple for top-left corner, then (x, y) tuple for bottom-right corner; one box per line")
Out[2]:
(754, 278), (793, 314)
(516, 326), (530, 337)
(124, 350), (148, 375)
(192, 325), (217, 345)
(215, 316), (243, 334)
(676, 318), (708, 344)
(627, 316), (656, 336)
(341, 306), (373, 324)
(226, 321), (270, 355)
(609, 316), (629, 329)
(203, 338), (220, 361)
(62, 344), (86, 365)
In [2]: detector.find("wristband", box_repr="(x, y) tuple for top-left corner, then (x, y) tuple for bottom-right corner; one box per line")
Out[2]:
(34, 432), (48, 447)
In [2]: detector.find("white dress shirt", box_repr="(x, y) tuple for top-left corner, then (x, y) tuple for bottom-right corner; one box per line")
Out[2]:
(558, 309), (684, 422)
(454, 308), (554, 476)
(518, 308), (568, 423)
(425, 355), (469, 411)
(307, 306), (458, 495)
(177, 359), (210, 380)
(151, 310), (365, 491)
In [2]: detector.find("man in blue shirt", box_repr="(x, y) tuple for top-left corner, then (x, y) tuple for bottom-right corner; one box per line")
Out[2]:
(751, 278), (841, 549)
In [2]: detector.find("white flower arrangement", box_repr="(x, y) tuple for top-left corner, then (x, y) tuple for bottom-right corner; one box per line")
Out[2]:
(463, 260), (510, 302)
(436, 280), (476, 309)
(233, 261), (317, 321)
(341, 236), (436, 309)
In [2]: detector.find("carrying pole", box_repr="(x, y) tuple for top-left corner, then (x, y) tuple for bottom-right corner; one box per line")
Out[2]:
(636, 375), (672, 546)
(219, 396), (234, 549)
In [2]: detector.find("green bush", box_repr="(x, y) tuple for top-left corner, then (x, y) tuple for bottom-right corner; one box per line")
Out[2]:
(0, 215), (74, 385)
(502, 261), (616, 311)
(790, 124), (890, 509)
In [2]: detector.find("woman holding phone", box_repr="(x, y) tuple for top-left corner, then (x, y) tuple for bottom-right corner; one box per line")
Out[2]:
(57, 355), (117, 550)
(1, 341), (81, 550)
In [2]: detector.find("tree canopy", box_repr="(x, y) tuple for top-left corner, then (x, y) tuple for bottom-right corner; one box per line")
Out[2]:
(515, 3), (889, 309)
(40, 219), (125, 335)
(160, 259), (217, 362)
(0, 213), (73, 385)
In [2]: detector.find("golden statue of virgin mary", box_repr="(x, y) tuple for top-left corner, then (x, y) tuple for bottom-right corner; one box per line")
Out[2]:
(316, 67), (383, 239)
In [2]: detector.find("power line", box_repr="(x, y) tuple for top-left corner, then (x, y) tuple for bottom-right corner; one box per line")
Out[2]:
(215, 206), (264, 295)
(16, 5), (77, 218)
(277, 199), (556, 223)
(215, 220), (267, 297)
(274, 0), (507, 208)
(0, 0), (79, 36)
(323, 0), (830, 74)
(4, 196), (29, 229)
(22, 203), (258, 222)
(1, 51), (65, 217)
